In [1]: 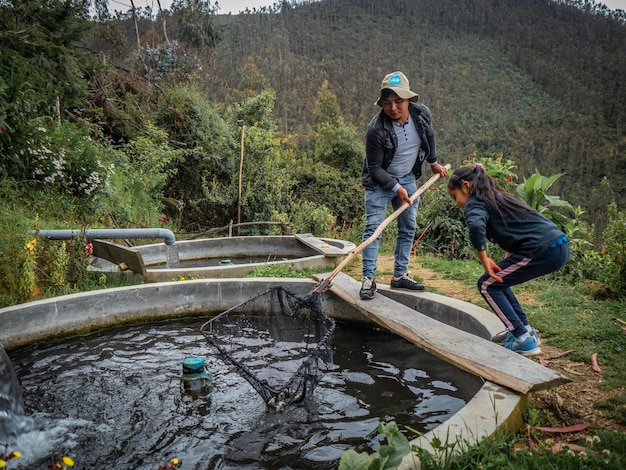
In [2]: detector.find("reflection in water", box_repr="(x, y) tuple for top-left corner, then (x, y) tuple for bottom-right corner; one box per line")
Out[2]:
(8, 317), (482, 469)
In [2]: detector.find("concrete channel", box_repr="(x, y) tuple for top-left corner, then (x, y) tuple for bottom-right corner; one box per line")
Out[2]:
(87, 234), (357, 281)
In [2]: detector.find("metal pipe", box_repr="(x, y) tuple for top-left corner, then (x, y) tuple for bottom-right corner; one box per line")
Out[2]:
(30, 229), (176, 246)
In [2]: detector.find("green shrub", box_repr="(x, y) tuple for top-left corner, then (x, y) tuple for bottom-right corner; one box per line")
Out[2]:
(565, 202), (626, 298)
(601, 202), (626, 295)
(154, 84), (236, 230)
(290, 201), (336, 237)
(104, 125), (177, 227)
(415, 185), (471, 259)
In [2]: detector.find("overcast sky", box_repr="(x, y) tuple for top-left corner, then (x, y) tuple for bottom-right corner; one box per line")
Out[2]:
(109, 0), (626, 15)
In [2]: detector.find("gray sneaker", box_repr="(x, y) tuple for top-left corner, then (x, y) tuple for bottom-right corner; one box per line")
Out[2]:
(360, 277), (376, 299)
(390, 272), (425, 291)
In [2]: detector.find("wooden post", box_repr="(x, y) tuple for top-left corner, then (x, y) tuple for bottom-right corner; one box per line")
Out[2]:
(156, 0), (169, 43)
(130, 0), (141, 50)
(237, 121), (245, 235)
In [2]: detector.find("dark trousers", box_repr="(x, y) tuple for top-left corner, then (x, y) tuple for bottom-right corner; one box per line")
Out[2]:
(477, 242), (570, 338)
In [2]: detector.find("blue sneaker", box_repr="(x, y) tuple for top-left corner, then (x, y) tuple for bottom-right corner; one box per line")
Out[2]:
(502, 333), (542, 357)
(491, 330), (509, 343)
(529, 328), (541, 346)
(495, 328), (541, 345)
(499, 331), (516, 348)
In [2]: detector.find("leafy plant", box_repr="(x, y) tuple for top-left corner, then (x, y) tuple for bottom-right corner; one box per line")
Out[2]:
(600, 202), (626, 294)
(564, 202), (626, 298)
(289, 200), (337, 237)
(339, 421), (410, 470)
(516, 171), (574, 229)
(344, 418), (626, 470)
(17, 237), (38, 302)
(105, 125), (177, 227)
(414, 184), (471, 259)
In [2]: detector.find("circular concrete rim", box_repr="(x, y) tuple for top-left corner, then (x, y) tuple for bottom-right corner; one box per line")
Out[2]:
(0, 278), (525, 468)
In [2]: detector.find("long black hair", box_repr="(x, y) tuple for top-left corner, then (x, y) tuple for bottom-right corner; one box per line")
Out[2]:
(447, 166), (538, 220)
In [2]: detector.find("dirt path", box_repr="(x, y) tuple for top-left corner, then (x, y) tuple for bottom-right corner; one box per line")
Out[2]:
(342, 254), (626, 435)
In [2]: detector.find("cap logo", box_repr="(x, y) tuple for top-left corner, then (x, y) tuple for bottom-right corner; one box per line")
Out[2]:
(389, 74), (402, 86)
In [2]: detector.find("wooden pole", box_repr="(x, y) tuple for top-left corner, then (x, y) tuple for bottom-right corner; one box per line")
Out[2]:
(130, 0), (141, 50)
(156, 0), (169, 43)
(313, 164), (451, 293)
(237, 124), (245, 235)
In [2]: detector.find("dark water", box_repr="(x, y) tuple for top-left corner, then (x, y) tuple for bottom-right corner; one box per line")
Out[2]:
(8, 317), (483, 469)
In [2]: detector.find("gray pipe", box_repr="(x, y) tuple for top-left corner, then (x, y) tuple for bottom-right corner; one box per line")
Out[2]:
(30, 229), (176, 246)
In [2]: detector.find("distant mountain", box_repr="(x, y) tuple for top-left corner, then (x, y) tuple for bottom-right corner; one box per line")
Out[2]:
(202, 0), (624, 211)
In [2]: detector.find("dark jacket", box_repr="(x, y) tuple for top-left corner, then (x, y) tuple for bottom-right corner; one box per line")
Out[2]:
(361, 102), (438, 190)
(464, 197), (566, 259)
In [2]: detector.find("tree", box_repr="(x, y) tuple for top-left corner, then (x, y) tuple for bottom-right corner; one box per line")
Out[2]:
(313, 80), (342, 128)
(0, 0), (99, 182)
(171, 0), (220, 50)
(154, 84), (235, 230)
(235, 56), (272, 100)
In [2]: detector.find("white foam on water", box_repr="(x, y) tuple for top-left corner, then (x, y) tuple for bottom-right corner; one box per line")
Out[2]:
(9, 416), (96, 467)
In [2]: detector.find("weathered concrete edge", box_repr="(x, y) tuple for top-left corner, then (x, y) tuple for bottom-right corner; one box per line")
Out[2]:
(0, 279), (322, 348)
(90, 235), (353, 281)
(398, 381), (527, 469)
(0, 278), (526, 468)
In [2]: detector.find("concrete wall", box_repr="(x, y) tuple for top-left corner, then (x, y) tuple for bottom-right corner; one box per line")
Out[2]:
(0, 278), (524, 469)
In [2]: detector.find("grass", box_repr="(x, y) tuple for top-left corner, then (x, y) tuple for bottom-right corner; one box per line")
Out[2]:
(594, 395), (626, 426)
(245, 264), (328, 279)
(530, 288), (625, 388)
(419, 254), (485, 284)
(344, 405), (626, 469)
(414, 426), (626, 469)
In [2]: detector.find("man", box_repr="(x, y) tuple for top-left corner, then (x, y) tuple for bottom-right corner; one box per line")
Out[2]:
(360, 71), (448, 300)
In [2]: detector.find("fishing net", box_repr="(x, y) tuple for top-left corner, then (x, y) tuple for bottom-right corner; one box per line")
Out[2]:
(199, 169), (448, 412)
(200, 287), (335, 412)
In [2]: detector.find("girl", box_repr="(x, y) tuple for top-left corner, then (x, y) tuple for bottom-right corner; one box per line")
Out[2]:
(447, 164), (569, 356)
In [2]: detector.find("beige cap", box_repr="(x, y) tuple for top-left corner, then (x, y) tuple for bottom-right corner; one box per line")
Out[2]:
(375, 71), (419, 106)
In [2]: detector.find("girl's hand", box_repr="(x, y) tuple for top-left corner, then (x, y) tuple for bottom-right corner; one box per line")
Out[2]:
(485, 259), (503, 282)
(477, 250), (503, 283)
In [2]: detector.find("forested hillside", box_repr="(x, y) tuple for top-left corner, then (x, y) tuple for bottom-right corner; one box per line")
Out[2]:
(203, 0), (626, 213)
(2, 0), (626, 305)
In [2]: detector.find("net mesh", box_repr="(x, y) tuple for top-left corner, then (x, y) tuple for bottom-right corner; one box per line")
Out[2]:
(200, 287), (335, 412)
